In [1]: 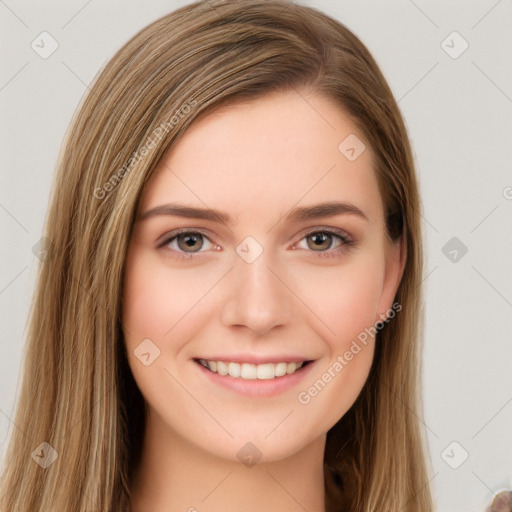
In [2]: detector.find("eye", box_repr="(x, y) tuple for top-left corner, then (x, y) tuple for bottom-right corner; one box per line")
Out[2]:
(157, 227), (354, 261)
(158, 229), (218, 258)
(293, 229), (354, 257)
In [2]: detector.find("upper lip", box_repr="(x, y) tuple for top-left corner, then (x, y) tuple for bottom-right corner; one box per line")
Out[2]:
(194, 355), (313, 365)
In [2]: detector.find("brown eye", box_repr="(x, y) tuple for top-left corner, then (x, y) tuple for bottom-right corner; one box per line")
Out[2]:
(293, 229), (354, 259)
(176, 232), (204, 252)
(306, 232), (336, 251)
(159, 230), (216, 256)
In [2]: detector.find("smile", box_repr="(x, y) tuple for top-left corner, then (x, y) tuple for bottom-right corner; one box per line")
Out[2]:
(196, 359), (310, 380)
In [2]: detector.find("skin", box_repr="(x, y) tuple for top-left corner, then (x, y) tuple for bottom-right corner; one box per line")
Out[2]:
(122, 87), (405, 512)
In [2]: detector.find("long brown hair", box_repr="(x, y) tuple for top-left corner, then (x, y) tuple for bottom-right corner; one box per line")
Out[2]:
(0, 1), (433, 510)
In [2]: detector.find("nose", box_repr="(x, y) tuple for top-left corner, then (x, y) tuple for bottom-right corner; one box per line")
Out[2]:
(220, 251), (293, 336)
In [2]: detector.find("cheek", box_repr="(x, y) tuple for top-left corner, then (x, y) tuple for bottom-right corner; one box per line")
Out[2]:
(122, 249), (214, 344)
(121, 249), (209, 420)
(121, 248), (228, 403)
(292, 249), (386, 348)
(290, 251), (385, 430)
(122, 261), (168, 345)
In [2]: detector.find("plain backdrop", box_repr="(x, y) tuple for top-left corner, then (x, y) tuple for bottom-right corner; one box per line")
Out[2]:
(1, 1), (511, 510)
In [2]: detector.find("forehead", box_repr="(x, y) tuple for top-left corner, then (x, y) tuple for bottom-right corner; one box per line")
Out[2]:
(138, 89), (384, 228)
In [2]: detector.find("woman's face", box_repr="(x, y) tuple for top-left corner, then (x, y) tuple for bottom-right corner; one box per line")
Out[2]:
(122, 88), (404, 463)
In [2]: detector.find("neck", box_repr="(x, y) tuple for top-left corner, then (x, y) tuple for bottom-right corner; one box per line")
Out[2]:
(129, 409), (327, 512)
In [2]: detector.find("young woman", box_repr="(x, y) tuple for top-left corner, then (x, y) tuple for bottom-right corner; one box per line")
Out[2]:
(0, 1), (434, 510)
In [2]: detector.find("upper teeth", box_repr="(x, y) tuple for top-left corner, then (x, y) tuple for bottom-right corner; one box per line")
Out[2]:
(197, 359), (305, 380)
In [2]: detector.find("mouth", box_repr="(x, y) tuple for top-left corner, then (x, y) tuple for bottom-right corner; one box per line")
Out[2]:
(194, 358), (313, 380)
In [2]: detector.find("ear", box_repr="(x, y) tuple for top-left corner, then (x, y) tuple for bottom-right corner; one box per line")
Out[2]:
(375, 233), (406, 322)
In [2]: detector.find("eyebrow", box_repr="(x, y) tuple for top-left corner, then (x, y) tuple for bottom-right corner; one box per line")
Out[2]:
(137, 200), (369, 225)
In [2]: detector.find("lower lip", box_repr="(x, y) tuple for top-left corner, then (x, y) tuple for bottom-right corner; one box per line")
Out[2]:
(194, 360), (316, 397)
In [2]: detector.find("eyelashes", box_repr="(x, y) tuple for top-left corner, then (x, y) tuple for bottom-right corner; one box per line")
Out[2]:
(157, 227), (355, 261)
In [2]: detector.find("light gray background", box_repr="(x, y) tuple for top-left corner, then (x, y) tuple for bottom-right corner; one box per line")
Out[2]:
(1, 1), (511, 510)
